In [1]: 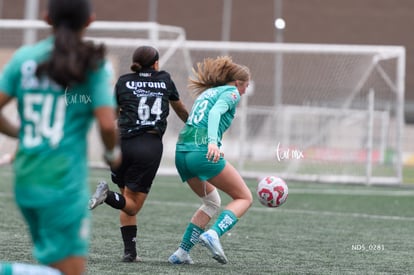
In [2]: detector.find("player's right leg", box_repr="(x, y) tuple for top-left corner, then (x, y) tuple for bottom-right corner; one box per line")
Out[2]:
(19, 192), (90, 275)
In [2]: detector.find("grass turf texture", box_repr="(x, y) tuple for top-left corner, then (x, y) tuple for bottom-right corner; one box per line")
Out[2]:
(0, 166), (414, 274)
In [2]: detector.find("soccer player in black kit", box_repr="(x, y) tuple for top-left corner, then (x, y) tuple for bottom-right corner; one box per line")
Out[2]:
(89, 45), (189, 262)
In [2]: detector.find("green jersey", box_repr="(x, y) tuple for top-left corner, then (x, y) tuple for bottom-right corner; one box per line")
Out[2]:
(0, 36), (114, 207)
(176, 85), (240, 151)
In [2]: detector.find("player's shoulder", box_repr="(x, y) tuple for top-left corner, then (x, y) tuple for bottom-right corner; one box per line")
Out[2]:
(8, 37), (52, 64)
(118, 70), (174, 85)
(219, 85), (240, 103)
(146, 70), (173, 83)
(117, 72), (137, 82)
(156, 70), (172, 78)
(219, 85), (238, 95)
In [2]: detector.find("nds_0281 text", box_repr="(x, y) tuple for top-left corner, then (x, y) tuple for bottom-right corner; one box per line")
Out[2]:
(351, 244), (385, 251)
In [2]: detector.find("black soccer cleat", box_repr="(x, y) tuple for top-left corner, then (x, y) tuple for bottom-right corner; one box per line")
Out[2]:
(122, 254), (141, 262)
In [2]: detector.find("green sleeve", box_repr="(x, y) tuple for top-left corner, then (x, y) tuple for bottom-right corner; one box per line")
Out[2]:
(89, 61), (115, 109)
(207, 99), (229, 144)
(0, 53), (20, 97)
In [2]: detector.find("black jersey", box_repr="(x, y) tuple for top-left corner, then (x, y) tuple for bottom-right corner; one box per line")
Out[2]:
(115, 69), (180, 138)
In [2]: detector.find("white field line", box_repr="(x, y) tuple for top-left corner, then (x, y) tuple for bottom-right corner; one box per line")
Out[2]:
(2, 172), (414, 197)
(89, 175), (414, 197)
(145, 200), (414, 222)
(1, 175), (414, 221)
(0, 191), (413, 221)
(288, 188), (414, 196)
(265, 208), (414, 222)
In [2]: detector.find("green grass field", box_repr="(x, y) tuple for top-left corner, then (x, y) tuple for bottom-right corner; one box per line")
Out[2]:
(1, 165), (414, 274)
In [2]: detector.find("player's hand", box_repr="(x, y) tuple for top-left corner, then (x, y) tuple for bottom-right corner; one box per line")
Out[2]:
(0, 153), (13, 166)
(107, 154), (122, 170)
(207, 143), (221, 163)
(103, 146), (122, 169)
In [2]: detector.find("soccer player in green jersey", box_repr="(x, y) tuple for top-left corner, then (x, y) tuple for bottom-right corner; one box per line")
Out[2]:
(168, 56), (253, 265)
(0, 1), (119, 275)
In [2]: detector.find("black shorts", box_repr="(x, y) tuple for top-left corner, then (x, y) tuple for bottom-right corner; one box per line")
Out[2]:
(111, 132), (163, 193)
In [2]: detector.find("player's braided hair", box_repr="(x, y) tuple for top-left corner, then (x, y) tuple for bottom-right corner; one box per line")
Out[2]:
(188, 56), (250, 96)
(36, 0), (105, 88)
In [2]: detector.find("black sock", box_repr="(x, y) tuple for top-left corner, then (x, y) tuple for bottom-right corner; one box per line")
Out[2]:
(104, 191), (126, 209)
(121, 225), (137, 256)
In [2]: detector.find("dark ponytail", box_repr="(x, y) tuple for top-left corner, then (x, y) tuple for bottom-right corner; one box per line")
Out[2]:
(36, 0), (105, 87)
(130, 46), (159, 72)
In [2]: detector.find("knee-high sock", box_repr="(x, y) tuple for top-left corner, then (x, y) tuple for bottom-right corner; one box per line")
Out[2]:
(211, 210), (238, 237)
(105, 191), (126, 209)
(179, 223), (204, 252)
(121, 225), (137, 256)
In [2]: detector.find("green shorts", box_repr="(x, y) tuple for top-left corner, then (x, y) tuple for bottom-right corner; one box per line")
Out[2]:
(18, 195), (90, 265)
(175, 151), (226, 182)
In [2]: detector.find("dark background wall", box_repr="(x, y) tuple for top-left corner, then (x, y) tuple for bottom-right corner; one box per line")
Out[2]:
(2, 0), (413, 121)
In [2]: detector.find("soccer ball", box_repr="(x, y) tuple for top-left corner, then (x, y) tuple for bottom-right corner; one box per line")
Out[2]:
(256, 176), (288, 208)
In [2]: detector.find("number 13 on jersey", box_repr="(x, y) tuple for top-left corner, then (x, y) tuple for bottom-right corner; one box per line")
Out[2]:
(188, 100), (208, 125)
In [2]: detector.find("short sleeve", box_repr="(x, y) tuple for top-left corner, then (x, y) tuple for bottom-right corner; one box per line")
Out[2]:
(168, 78), (180, 101)
(0, 52), (20, 97)
(89, 60), (115, 109)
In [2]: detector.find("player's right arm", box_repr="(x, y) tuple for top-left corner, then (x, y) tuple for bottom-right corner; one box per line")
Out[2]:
(0, 49), (19, 138)
(0, 93), (18, 138)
